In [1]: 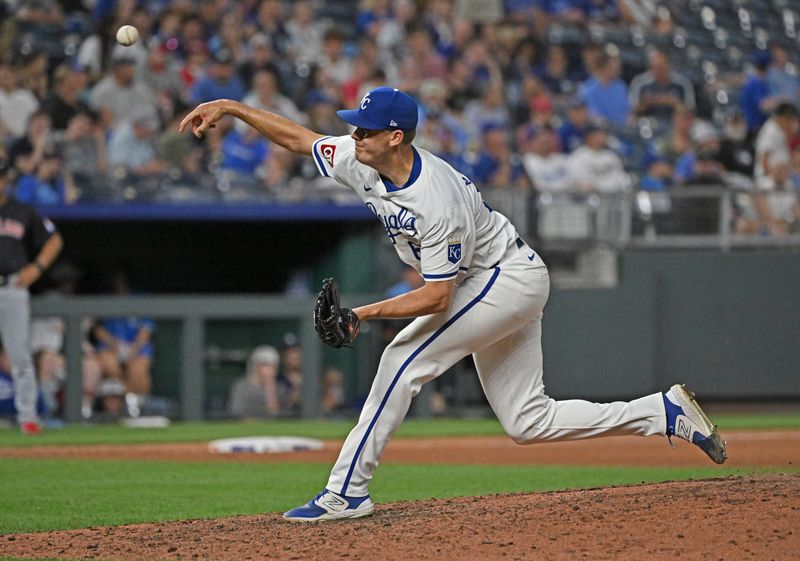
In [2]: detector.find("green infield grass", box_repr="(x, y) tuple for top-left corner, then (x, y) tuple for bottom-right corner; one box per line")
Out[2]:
(0, 412), (797, 538)
(0, 457), (785, 535)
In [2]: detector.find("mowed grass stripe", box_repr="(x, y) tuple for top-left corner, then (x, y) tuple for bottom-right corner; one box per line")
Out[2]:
(0, 457), (789, 534)
(0, 413), (798, 449)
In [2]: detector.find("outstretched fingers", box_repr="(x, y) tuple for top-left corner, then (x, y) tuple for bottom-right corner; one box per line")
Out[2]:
(178, 107), (217, 138)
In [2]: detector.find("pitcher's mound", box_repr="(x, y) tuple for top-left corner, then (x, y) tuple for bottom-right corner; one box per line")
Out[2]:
(5, 473), (798, 561)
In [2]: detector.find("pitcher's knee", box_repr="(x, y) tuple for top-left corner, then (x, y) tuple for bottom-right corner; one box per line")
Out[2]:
(501, 396), (555, 444)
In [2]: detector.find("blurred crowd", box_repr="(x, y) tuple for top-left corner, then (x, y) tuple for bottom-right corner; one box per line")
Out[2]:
(0, 0), (798, 232)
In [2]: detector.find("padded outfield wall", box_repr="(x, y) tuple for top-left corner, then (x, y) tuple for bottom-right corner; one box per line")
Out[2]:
(541, 249), (800, 400)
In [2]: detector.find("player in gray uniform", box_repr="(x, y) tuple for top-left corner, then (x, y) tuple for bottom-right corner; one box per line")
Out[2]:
(0, 157), (63, 434)
(181, 87), (727, 522)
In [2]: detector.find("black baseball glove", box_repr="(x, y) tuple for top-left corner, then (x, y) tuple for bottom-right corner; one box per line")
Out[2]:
(314, 278), (360, 348)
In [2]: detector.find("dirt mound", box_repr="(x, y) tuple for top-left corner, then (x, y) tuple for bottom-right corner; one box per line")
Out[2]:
(3, 473), (797, 561)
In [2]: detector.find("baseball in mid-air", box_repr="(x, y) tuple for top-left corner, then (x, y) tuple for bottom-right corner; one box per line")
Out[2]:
(116, 25), (139, 46)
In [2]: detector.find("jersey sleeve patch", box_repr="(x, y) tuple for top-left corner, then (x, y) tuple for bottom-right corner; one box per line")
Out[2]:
(447, 240), (462, 264)
(312, 136), (334, 177)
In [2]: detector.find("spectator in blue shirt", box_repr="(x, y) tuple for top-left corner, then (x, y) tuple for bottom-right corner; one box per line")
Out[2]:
(741, 50), (781, 136)
(767, 44), (800, 103)
(220, 127), (270, 176)
(14, 149), (76, 206)
(470, 123), (527, 188)
(558, 96), (590, 153)
(94, 266), (154, 414)
(189, 49), (246, 104)
(579, 50), (630, 126)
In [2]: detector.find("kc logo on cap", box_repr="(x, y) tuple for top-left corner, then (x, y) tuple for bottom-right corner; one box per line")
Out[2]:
(338, 87), (419, 131)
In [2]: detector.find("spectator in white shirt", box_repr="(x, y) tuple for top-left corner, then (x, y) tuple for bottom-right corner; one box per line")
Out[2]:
(567, 124), (632, 193)
(520, 125), (571, 192)
(0, 61), (39, 142)
(753, 102), (800, 235)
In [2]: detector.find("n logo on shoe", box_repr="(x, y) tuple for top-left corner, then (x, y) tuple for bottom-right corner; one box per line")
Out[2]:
(676, 417), (692, 440)
(318, 492), (347, 512)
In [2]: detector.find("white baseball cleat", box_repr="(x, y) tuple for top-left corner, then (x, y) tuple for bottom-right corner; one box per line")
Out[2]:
(283, 489), (374, 522)
(663, 384), (727, 464)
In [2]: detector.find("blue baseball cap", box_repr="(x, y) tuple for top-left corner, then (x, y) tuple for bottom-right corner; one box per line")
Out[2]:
(337, 86), (419, 130)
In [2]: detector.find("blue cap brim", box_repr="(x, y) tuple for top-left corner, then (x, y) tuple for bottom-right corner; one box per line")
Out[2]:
(337, 109), (386, 130)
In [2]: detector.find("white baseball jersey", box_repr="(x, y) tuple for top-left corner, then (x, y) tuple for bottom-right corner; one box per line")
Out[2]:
(312, 135), (527, 281)
(311, 135), (666, 498)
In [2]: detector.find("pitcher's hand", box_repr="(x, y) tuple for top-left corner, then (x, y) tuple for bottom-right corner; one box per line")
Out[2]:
(179, 100), (228, 138)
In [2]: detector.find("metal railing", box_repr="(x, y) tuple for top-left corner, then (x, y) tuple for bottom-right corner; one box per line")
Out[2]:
(30, 294), (374, 423)
(484, 186), (800, 251)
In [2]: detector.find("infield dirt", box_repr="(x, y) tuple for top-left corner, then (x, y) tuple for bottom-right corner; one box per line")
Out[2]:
(2, 473), (798, 561)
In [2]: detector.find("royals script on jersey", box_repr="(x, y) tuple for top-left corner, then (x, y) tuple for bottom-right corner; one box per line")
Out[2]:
(312, 135), (520, 283)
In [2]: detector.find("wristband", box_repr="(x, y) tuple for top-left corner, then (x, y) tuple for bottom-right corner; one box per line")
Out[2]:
(34, 261), (47, 273)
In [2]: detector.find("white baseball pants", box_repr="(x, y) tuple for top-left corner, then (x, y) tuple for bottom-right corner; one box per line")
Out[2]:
(327, 245), (666, 497)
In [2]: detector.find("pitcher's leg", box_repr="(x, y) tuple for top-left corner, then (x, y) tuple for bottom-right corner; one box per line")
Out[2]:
(327, 267), (513, 497)
(326, 312), (468, 497)
(474, 319), (666, 443)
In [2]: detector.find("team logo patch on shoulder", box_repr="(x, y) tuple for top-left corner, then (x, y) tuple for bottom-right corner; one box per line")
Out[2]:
(447, 238), (462, 264)
(320, 144), (336, 167)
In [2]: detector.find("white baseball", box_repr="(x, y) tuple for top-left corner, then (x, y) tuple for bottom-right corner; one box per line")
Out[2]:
(116, 25), (139, 47)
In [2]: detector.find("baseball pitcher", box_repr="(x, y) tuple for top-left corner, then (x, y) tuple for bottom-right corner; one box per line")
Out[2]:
(181, 87), (726, 522)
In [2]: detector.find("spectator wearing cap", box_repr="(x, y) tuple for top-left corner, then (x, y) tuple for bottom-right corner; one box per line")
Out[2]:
(558, 97), (590, 153)
(529, 93), (557, 128)
(741, 50), (782, 136)
(228, 345), (281, 418)
(140, 43), (185, 102)
(578, 49), (630, 127)
(189, 48), (246, 105)
(107, 112), (165, 177)
(0, 60), (39, 142)
(42, 64), (91, 131)
(469, 122), (527, 188)
(629, 48), (696, 123)
(519, 124), (571, 191)
(305, 90), (351, 137)
(566, 123), (632, 192)
(89, 53), (156, 131)
(753, 102), (800, 235)
(534, 44), (579, 98)
(639, 155), (674, 192)
(14, 147), (77, 206)
(238, 33), (287, 95)
(673, 121), (722, 184)
(179, 40), (210, 90)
